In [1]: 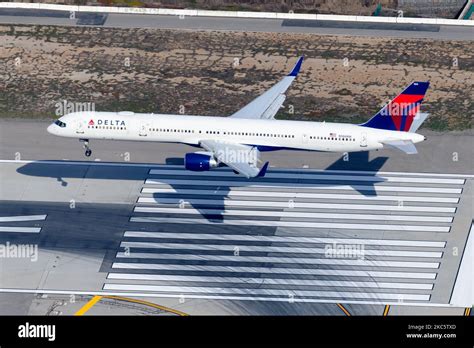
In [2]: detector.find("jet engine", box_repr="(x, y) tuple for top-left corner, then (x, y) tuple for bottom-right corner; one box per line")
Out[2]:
(184, 152), (218, 171)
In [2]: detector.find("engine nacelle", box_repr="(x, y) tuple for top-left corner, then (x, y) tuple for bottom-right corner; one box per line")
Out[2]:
(184, 152), (218, 172)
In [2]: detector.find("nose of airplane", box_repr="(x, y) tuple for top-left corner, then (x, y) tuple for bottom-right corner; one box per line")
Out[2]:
(47, 123), (56, 135)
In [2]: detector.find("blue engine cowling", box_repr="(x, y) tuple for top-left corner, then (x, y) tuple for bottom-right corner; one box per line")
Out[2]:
(184, 152), (218, 171)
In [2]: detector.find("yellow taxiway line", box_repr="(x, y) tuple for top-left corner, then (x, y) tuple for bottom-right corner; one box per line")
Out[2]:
(103, 295), (189, 316)
(75, 295), (103, 316)
(337, 303), (351, 316)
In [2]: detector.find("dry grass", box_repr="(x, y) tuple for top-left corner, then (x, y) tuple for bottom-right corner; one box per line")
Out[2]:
(0, 24), (472, 131)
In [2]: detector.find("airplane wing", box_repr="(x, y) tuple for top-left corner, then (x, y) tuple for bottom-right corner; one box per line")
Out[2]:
(200, 140), (269, 178)
(229, 56), (304, 120)
(382, 140), (418, 154)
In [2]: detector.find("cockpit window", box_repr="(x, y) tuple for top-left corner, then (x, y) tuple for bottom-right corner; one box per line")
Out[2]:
(54, 120), (66, 128)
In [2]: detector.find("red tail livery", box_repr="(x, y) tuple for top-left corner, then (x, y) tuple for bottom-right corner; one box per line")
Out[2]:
(361, 82), (429, 132)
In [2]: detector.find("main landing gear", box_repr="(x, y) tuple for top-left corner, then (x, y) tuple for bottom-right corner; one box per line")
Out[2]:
(80, 139), (92, 157)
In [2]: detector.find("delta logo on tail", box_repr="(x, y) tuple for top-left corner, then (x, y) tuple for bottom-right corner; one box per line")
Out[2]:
(361, 82), (429, 132)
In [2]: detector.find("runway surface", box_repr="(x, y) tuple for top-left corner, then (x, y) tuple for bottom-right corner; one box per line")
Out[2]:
(0, 8), (473, 40)
(105, 165), (471, 305)
(0, 158), (472, 314)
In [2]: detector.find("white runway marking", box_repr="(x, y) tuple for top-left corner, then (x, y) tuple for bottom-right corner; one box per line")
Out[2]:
(0, 227), (41, 233)
(0, 215), (47, 222)
(122, 231), (447, 247)
(141, 187), (460, 203)
(102, 284), (431, 301)
(115, 252), (440, 268)
(133, 206), (454, 223)
(145, 179), (463, 194)
(120, 241), (443, 258)
(111, 262), (438, 279)
(137, 197), (457, 213)
(130, 216), (451, 232)
(106, 273), (434, 290)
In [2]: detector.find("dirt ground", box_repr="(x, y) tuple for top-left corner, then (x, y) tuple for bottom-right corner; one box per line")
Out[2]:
(0, 24), (472, 131)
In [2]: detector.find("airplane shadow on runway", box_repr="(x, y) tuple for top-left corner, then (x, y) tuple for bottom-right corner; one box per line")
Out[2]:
(17, 151), (388, 222)
(161, 151), (388, 221)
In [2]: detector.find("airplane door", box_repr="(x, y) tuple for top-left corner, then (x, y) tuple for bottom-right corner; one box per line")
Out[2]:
(75, 120), (84, 134)
(139, 124), (148, 137)
(360, 132), (367, 147)
(302, 133), (308, 144)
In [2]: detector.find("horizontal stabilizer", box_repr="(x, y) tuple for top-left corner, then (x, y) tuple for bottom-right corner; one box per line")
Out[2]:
(408, 112), (429, 133)
(382, 140), (418, 154)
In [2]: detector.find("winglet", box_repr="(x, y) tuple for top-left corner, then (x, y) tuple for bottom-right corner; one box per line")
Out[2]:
(288, 56), (304, 77)
(257, 162), (270, 177)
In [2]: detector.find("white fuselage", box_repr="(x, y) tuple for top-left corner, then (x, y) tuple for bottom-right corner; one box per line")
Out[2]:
(47, 111), (425, 153)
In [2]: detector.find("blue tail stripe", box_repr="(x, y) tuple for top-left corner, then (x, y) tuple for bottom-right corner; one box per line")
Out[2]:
(401, 81), (430, 95)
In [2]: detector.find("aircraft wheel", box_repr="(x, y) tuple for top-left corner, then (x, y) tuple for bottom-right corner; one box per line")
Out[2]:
(85, 149), (92, 157)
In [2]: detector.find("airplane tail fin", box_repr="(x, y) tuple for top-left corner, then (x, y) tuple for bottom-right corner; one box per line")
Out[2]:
(361, 82), (430, 132)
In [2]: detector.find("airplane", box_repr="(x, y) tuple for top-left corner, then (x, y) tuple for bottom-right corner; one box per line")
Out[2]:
(47, 56), (429, 178)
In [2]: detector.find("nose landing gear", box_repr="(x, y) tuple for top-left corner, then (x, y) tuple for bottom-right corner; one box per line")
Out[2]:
(80, 139), (92, 157)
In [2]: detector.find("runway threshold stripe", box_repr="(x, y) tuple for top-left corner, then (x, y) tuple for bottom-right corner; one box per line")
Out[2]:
(115, 252), (440, 268)
(148, 169), (465, 185)
(106, 273), (434, 290)
(111, 262), (438, 279)
(0, 227), (41, 233)
(141, 188), (460, 204)
(137, 197), (457, 213)
(133, 207), (453, 223)
(130, 216), (451, 232)
(120, 241), (443, 258)
(145, 179), (463, 194)
(102, 284), (431, 301)
(123, 231), (447, 248)
(0, 215), (47, 222)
